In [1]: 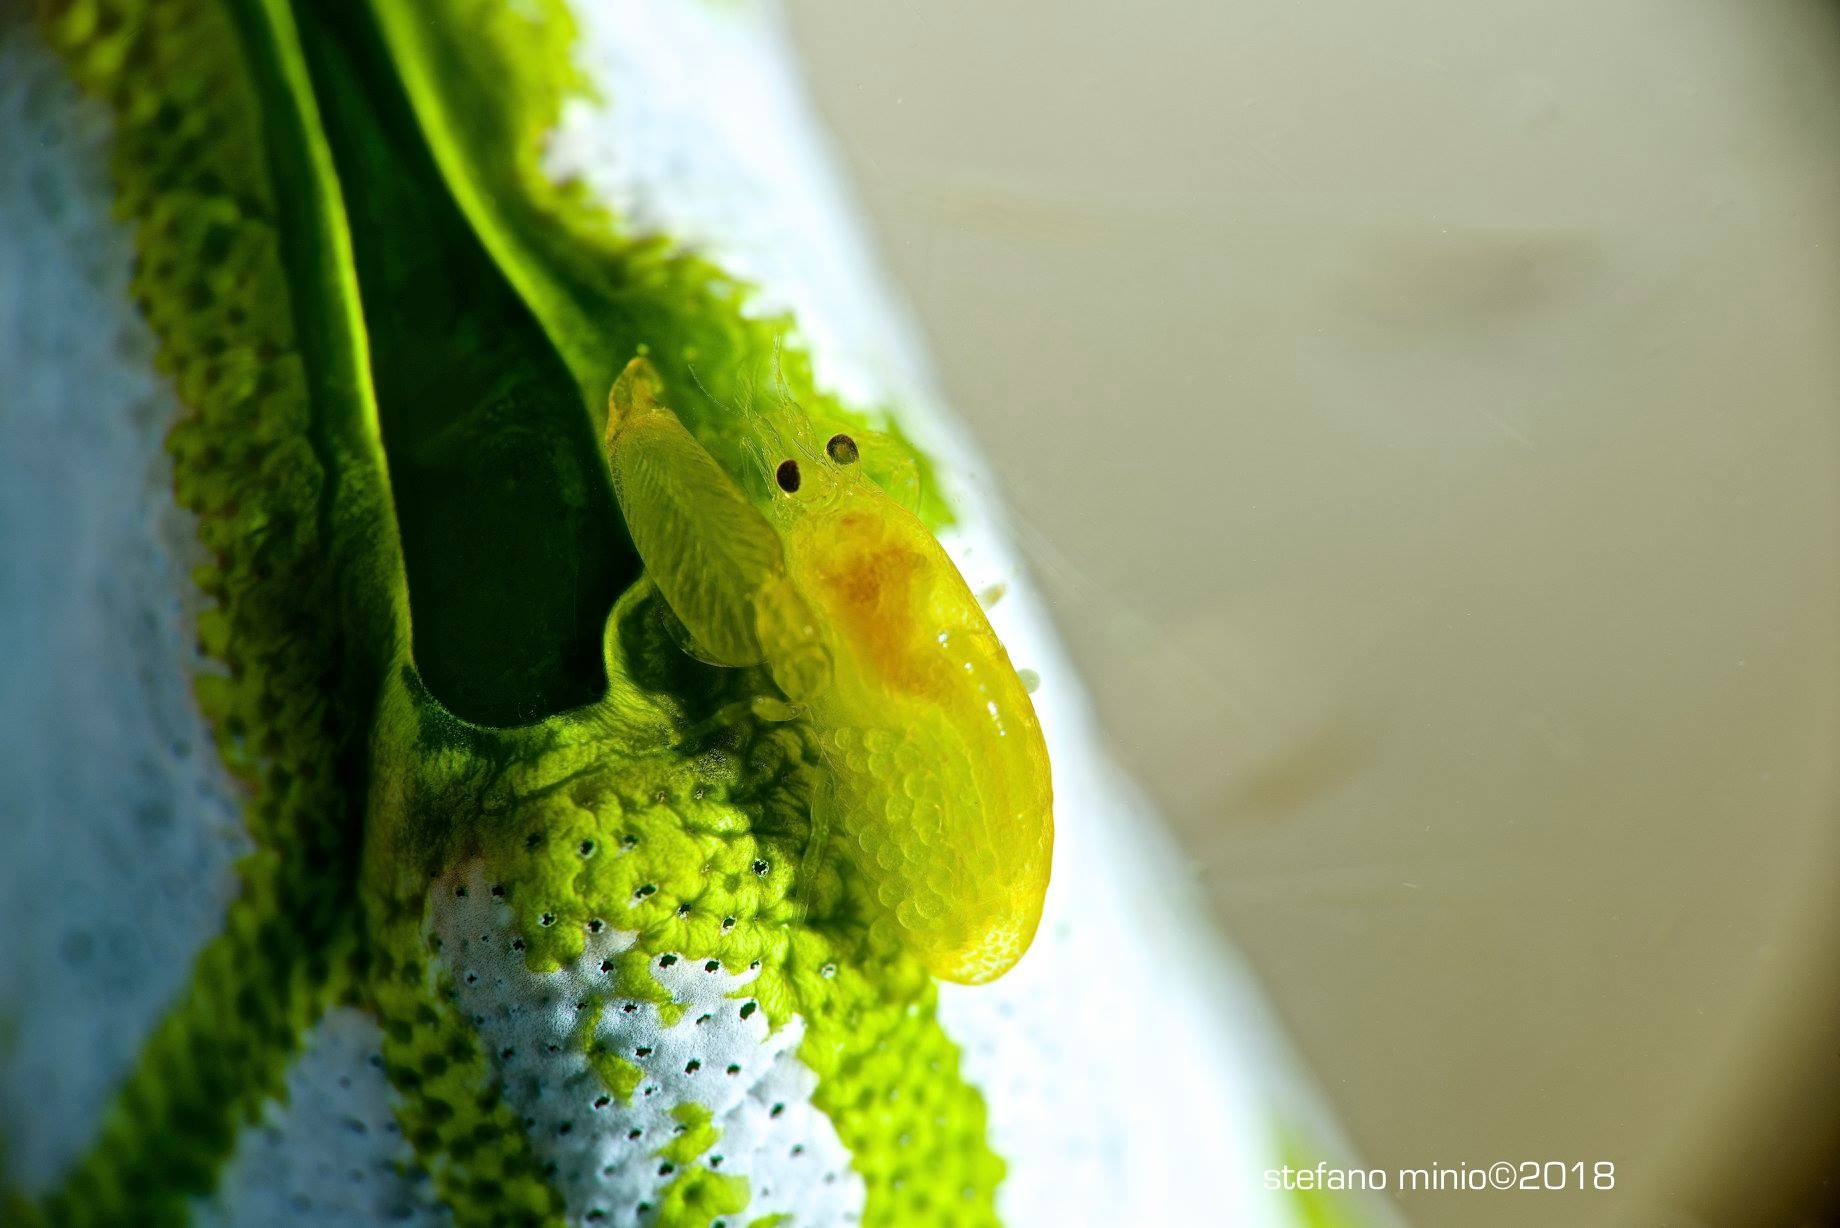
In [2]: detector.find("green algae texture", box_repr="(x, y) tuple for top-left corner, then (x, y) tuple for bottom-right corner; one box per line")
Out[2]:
(24, 0), (1008, 1225)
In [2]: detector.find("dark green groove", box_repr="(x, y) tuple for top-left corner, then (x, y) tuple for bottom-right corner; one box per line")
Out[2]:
(295, 0), (638, 727)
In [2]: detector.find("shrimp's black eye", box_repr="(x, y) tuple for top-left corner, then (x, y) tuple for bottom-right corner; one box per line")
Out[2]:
(775, 459), (802, 493)
(825, 433), (859, 465)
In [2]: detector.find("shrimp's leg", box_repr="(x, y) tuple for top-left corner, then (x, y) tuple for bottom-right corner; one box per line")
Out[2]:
(795, 764), (839, 924)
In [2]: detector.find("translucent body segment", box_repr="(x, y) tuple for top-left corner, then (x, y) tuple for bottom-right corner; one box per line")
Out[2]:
(786, 502), (1053, 985)
(602, 357), (1052, 983)
(850, 429), (921, 511)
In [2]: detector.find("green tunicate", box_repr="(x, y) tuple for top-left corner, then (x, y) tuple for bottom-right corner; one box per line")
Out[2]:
(25, 0), (1008, 1223)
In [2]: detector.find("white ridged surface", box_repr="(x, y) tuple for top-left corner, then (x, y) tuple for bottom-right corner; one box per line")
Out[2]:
(0, 15), (250, 1192)
(431, 862), (864, 1228)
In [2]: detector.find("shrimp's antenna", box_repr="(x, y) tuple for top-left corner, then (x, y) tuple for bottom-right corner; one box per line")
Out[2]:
(686, 362), (745, 422)
(737, 435), (770, 483)
(771, 334), (790, 401)
(733, 366), (776, 444)
(688, 359), (801, 481)
(763, 333), (825, 464)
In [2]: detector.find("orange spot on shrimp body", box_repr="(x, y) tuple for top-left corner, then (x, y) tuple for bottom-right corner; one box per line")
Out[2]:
(796, 507), (941, 698)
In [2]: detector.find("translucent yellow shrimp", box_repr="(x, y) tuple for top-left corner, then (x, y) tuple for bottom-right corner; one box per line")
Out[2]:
(603, 357), (1052, 984)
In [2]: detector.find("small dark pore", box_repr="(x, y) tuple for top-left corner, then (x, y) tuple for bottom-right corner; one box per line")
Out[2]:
(826, 433), (859, 465)
(775, 459), (801, 493)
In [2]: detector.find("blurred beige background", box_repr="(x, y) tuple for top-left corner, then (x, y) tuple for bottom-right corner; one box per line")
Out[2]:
(785, 2), (1840, 1225)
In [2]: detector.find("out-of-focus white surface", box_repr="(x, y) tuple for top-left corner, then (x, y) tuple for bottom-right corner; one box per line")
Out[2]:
(784, 1), (1840, 1224)
(0, 17), (249, 1190)
(195, 1008), (447, 1227)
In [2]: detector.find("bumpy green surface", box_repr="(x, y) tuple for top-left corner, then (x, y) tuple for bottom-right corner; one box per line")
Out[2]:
(32, 0), (387, 1220)
(364, 591), (1003, 1227)
(24, 0), (1001, 1224)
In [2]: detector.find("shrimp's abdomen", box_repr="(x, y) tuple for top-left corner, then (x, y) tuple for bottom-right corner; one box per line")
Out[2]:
(792, 501), (1053, 984)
